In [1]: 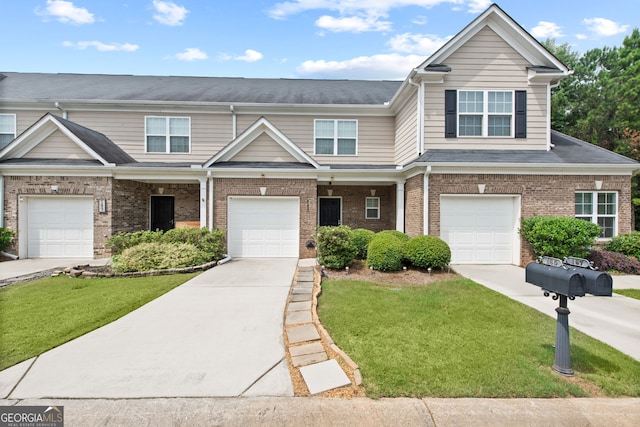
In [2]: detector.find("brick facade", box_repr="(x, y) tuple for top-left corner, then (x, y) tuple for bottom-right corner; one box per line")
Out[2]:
(405, 174), (424, 237)
(428, 173), (633, 266)
(213, 178), (317, 258)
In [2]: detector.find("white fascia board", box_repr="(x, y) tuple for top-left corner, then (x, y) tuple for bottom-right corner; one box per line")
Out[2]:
(405, 162), (637, 175)
(0, 164), (115, 176)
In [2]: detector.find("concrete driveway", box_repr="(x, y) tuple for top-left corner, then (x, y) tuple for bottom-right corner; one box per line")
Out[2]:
(1, 258), (296, 399)
(452, 265), (640, 362)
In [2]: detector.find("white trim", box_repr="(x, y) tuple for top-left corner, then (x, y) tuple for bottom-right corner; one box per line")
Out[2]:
(365, 196), (380, 220)
(0, 175), (4, 228)
(575, 191), (618, 238)
(199, 177), (207, 228)
(396, 179), (405, 231)
(144, 116), (191, 154)
(457, 90), (514, 138)
(204, 117), (321, 168)
(314, 119), (358, 156)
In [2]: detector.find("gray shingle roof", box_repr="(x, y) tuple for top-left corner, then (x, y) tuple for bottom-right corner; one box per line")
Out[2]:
(0, 72), (402, 105)
(52, 115), (136, 165)
(413, 130), (638, 166)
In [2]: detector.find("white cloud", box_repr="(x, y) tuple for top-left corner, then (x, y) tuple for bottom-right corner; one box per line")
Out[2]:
(174, 48), (208, 61)
(152, 0), (189, 26)
(37, 0), (95, 25)
(530, 21), (564, 39)
(62, 41), (139, 52)
(412, 15), (428, 25)
(296, 53), (424, 80)
(583, 17), (629, 37)
(576, 33), (588, 40)
(316, 14), (391, 32)
(220, 49), (264, 62)
(466, 0), (491, 14)
(387, 33), (450, 55)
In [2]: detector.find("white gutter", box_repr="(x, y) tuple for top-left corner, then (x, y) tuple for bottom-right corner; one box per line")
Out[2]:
(423, 165), (431, 235)
(208, 171), (214, 231)
(230, 104), (237, 139)
(54, 101), (68, 119)
(407, 78), (424, 157)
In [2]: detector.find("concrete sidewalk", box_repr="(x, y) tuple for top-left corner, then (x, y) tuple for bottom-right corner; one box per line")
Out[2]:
(3, 396), (640, 426)
(1, 258), (296, 399)
(452, 265), (640, 361)
(0, 257), (110, 282)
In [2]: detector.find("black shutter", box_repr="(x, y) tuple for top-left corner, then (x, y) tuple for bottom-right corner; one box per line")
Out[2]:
(445, 90), (457, 138)
(515, 90), (527, 138)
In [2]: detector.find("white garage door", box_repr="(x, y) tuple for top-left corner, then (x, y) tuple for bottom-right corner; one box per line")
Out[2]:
(440, 196), (519, 264)
(227, 197), (299, 258)
(26, 197), (94, 258)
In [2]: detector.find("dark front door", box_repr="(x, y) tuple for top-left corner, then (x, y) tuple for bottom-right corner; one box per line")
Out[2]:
(151, 196), (175, 231)
(319, 198), (341, 226)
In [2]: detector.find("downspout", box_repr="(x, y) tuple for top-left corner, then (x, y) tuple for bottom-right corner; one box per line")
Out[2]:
(199, 177), (207, 228)
(408, 78), (424, 156)
(208, 171), (214, 231)
(423, 165), (431, 235)
(55, 101), (67, 119)
(0, 175), (4, 228)
(230, 104), (237, 139)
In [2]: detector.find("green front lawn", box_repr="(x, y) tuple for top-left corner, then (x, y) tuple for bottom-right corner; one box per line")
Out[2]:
(318, 278), (640, 398)
(0, 273), (198, 370)
(615, 289), (640, 300)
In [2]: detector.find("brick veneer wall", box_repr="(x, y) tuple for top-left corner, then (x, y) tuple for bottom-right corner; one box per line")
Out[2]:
(213, 178), (317, 258)
(2, 175), (113, 257)
(428, 173), (633, 266)
(316, 185), (395, 232)
(405, 175), (424, 237)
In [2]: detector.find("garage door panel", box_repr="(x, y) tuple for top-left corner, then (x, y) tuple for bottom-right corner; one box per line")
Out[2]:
(440, 196), (518, 264)
(228, 197), (299, 258)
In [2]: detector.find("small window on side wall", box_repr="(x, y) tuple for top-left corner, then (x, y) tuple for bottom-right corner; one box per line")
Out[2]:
(365, 197), (380, 219)
(575, 191), (617, 238)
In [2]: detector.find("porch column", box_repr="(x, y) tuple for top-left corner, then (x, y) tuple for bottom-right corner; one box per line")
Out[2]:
(208, 175), (214, 230)
(0, 175), (4, 228)
(199, 177), (207, 228)
(396, 178), (406, 232)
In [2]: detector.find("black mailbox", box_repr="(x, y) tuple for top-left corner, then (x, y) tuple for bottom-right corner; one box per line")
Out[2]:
(578, 268), (613, 296)
(525, 262), (586, 297)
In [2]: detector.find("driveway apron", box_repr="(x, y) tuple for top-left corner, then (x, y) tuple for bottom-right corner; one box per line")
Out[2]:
(4, 258), (297, 399)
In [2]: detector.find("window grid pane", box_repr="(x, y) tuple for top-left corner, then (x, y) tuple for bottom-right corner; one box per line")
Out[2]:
(315, 120), (335, 138)
(337, 120), (356, 138)
(146, 117), (166, 134)
(598, 217), (615, 238)
(315, 138), (334, 154)
(598, 193), (616, 215)
(170, 136), (189, 153)
(147, 136), (166, 152)
(0, 115), (15, 133)
(0, 134), (13, 149)
(337, 138), (356, 155)
(459, 115), (482, 136)
(365, 197), (380, 219)
(575, 192), (617, 238)
(488, 91), (512, 113)
(488, 116), (511, 136)
(575, 193), (593, 215)
(459, 91), (483, 113)
(315, 119), (357, 155)
(169, 118), (189, 135)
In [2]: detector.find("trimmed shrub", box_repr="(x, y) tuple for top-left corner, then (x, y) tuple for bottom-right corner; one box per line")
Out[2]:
(105, 230), (164, 255)
(112, 242), (209, 273)
(367, 233), (405, 272)
(314, 226), (357, 269)
(587, 250), (640, 274)
(162, 228), (226, 260)
(351, 228), (375, 259)
(0, 228), (15, 252)
(405, 235), (451, 269)
(606, 231), (640, 260)
(377, 229), (410, 242)
(519, 216), (601, 259)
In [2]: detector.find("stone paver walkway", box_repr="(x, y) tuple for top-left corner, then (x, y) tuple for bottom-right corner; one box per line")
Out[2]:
(283, 260), (354, 394)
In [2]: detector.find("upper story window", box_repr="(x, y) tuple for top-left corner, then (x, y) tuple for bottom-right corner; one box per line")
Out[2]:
(145, 116), (190, 153)
(445, 90), (526, 139)
(315, 119), (357, 155)
(0, 114), (16, 149)
(575, 191), (617, 238)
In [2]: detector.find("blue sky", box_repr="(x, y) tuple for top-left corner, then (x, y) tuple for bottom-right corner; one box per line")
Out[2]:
(2, 0), (638, 80)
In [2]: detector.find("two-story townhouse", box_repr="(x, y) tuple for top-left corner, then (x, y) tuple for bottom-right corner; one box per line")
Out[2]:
(1, 4), (637, 265)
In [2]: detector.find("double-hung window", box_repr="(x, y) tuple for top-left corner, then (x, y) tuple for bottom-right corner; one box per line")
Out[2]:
(458, 90), (513, 137)
(575, 191), (617, 238)
(0, 114), (16, 149)
(315, 119), (357, 155)
(145, 116), (190, 153)
(365, 197), (380, 219)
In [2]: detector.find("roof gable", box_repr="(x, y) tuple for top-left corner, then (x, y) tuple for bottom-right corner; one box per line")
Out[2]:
(0, 114), (136, 165)
(22, 129), (94, 160)
(416, 3), (569, 77)
(204, 117), (320, 168)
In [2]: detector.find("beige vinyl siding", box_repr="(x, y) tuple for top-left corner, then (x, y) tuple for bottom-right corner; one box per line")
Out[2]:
(424, 26), (548, 150)
(7, 110), (57, 135)
(394, 91), (418, 165)
(230, 133), (298, 162)
(67, 111), (234, 162)
(236, 114), (395, 165)
(23, 129), (93, 159)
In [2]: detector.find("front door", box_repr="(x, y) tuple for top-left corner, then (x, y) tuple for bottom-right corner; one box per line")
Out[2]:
(319, 197), (341, 226)
(151, 195), (175, 232)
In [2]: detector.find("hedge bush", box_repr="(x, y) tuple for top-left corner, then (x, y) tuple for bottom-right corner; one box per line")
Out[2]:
(519, 216), (601, 259)
(0, 228), (15, 252)
(404, 235), (451, 269)
(105, 230), (164, 255)
(112, 242), (210, 273)
(606, 231), (640, 260)
(314, 226), (357, 269)
(367, 233), (405, 272)
(377, 229), (410, 242)
(587, 250), (640, 274)
(351, 228), (375, 259)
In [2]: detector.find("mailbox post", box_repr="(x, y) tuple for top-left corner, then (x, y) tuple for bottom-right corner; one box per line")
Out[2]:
(525, 256), (612, 376)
